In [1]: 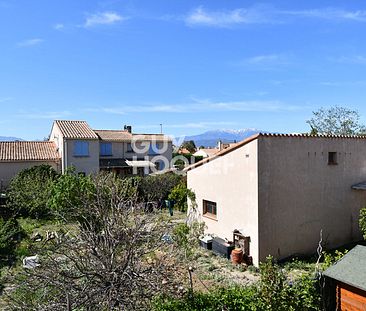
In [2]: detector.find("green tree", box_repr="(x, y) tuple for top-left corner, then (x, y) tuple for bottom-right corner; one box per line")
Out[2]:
(180, 140), (197, 153)
(7, 165), (59, 219)
(168, 180), (195, 212)
(137, 174), (182, 203)
(307, 106), (366, 136)
(48, 168), (95, 221)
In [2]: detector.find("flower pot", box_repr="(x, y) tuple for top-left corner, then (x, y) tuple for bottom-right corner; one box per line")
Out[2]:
(231, 248), (243, 264)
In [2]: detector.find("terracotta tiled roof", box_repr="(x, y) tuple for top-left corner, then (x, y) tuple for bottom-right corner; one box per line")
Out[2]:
(94, 130), (133, 141)
(0, 141), (60, 162)
(184, 132), (366, 172)
(54, 120), (98, 139)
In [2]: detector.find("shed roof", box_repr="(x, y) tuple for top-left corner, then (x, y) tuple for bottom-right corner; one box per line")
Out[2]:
(54, 120), (98, 139)
(323, 245), (366, 292)
(0, 141), (60, 162)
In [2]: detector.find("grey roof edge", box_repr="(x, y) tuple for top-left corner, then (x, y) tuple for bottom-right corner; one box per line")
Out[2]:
(323, 245), (366, 292)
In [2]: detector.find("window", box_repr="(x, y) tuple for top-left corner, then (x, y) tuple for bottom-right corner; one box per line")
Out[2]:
(203, 200), (217, 218)
(328, 152), (337, 165)
(149, 142), (161, 155)
(74, 141), (89, 157)
(100, 142), (112, 156)
(126, 143), (133, 153)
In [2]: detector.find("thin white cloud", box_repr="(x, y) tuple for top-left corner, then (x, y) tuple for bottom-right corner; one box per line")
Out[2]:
(84, 11), (126, 27)
(320, 80), (366, 86)
(134, 121), (238, 130)
(330, 55), (366, 65)
(86, 98), (303, 115)
(231, 54), (291, 70)
(17, 38), (44, 47)
(185, 5), (275, 27)
(282, 8), (366, 22)
(54, 23), (65, 30)
(184, 6), (366, 27)
(16, 110), (72, 120)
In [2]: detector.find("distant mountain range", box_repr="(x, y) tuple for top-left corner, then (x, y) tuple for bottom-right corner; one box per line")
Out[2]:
(0, 136), (23, 141)
(183, 129), (268, 147)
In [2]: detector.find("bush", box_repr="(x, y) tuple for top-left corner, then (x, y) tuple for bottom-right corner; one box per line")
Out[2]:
(168, 181), (195, 212)
(7, 165), (59, 219)
(153, 256), (322, 311)
(153, 286), (256, 311)
(137, 174), (182, 203)
(48, 168), (95, 220)
(359, 207), (366, 239)
(0, 217), (24, 266)
(256, 256), (320, 311)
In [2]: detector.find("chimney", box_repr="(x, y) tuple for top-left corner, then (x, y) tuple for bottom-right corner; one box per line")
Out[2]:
(124, 125), (132, 133)
(218, 140), (223, 151)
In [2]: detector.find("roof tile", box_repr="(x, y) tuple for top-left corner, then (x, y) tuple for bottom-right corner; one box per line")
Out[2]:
(0, 141), (60, 161)
(54, 120), (98, 139)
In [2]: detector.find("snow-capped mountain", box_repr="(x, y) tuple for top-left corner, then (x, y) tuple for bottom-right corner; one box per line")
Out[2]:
(183, 128), (268, 147)
(0, 136), (23, 141)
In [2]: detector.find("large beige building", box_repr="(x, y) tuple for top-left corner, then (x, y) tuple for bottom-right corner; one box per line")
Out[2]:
(0, 120), (173, 187)
(186, 133), (366, 266)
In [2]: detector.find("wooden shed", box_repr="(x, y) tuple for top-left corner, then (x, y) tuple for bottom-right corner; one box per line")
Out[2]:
(323, 245), (366, 310)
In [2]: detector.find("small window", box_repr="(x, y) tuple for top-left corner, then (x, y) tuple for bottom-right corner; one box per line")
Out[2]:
(203, 200), (217, 218)
(100, 142), (112, 156)
(328, 152), (337, 165)
(74, 141), (89, 157)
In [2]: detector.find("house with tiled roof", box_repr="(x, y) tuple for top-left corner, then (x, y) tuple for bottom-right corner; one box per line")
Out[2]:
(0, 120), (172, 187)
(49, 120), (172, 177)
(186, 133), (366, 266)
(0, 141), (60, 188)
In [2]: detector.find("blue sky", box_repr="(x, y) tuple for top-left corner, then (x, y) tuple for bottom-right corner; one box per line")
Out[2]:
(1, 0), (366, 140)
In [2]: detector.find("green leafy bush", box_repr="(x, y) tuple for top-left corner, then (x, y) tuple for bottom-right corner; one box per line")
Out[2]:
(48, 168), (95, 220)
(0, 217), (24, 266)
(137, 174), (182, 203)
(7, 165), (59, 219)
(153, 286), (256, 311)
(168, 181), (195, 212)
(153, 256), (321, 311)
(359, 207), (366, 239)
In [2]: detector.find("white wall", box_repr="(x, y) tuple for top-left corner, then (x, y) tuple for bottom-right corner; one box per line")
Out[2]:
(188, 140), (260, 265)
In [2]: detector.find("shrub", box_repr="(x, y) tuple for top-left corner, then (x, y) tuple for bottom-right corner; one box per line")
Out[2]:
(168, 181), (195, 212)
(153, 286), (256, 311)
(7, 165), (59, 219)
(137, 174), (182, 203)
(0, 217), (24, 266)
(359, 207), (366, 239)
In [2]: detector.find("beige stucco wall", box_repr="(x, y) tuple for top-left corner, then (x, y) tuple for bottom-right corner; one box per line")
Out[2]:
(65, 139), (100, 174)
(0, 161), (60, 188)
(187, 140), (260, 265)
(258, 136), (366, 262)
